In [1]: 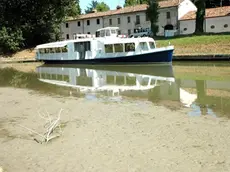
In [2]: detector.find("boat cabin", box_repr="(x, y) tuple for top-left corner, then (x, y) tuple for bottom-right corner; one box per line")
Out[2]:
(95, 27), (120, 38)
(35, 27), (158, 62)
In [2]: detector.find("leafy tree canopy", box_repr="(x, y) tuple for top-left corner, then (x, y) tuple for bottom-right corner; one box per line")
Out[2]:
(0, 0), (81, 54)
(85, 0), (110, 13)
(146, 0), (159, 36)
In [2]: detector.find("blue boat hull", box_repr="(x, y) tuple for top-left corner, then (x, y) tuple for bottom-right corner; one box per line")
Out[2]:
(42, 49), (173, 65)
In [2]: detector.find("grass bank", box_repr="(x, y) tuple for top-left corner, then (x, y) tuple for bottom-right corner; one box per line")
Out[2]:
(156, 34), (230, 56)
(1, 34), (230, 62)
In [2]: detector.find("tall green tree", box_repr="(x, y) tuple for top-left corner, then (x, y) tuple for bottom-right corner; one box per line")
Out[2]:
(194, 0), (206, 33)
(85, 1), (110, 13)
(85, 0), (98, 13)
(96, 2), (110, 12)
(124, 0), (138, 7)
(124, 0), (148, 6)
(0, 0), (81, 54)
(146, 0), (159, 36)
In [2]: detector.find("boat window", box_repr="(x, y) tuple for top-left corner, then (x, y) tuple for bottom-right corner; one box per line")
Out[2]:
(116, 76), (125, 85)
(74, 42), (91, 52)
(111, 29), (116, 34)
(125, 43), (135, 52)
(39, 49), (45, 54)
(44, 48), (50, 53)
(114, 44), (123, 52)
(50, 48), (55, 53)
(140, 42), (149, 51)
(149, 42), (155, 49)
(105, 44), (113, 53)
(126, 76), (136, 85)
(106, 30), (110, 36)
(56, 47), (62, 53)
(62, 46), (68, 53)
(96, 31), (100, 37)
(106, 76), (115, 84)
(101, 30), (105, 37)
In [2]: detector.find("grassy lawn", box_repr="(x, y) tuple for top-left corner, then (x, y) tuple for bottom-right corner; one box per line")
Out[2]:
(156, 34), (230, 56)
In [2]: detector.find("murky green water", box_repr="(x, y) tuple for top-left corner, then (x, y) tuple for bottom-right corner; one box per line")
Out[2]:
(1, 62), (230, 119)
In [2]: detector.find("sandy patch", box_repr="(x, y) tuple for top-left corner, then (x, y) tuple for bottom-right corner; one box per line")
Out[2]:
(0, 87), (230, 172)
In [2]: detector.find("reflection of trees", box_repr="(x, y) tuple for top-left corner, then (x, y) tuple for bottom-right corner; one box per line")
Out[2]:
(196, 80), (208, 116)
(0, 68), (84, 97)
(195, 79), (230, 118)
(147, 83), (182, 111)
(148, 86), (161, 103)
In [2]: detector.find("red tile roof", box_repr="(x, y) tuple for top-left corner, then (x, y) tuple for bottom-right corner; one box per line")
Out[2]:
(180, 6), (230, 20)
(68, 0), (182, 21)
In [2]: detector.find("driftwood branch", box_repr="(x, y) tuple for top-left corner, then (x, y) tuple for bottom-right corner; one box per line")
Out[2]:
(18, 108), (64, 143)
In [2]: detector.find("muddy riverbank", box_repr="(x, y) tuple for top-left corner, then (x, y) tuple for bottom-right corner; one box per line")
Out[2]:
(1, 87), (230, 172)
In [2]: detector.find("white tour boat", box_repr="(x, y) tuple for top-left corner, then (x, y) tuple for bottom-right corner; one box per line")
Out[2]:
(35, 27), (174, 65)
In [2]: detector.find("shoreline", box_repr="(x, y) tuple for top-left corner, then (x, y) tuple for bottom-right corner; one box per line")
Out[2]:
(1, 54), (230, 64)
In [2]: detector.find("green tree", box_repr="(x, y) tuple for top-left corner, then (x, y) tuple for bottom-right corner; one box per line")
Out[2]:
(124, 0), (138, 7)
(0, 27), (24, 54)
(124, 0), (148, 6)
(146, 0), (159, 36)
(85, 0), (98, 13)
(0, 0), (81, 54)
(96, 2), (110, 12)
(194, 0), (206, 33)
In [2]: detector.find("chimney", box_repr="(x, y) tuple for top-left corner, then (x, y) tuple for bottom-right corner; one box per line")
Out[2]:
(116, 5), (122, 10)
(91, 8), (97, 13)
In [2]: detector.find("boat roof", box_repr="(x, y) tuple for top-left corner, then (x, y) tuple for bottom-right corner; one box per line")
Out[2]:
(35, 38), (94, 49)
(96, 27), (119, 32)
(101, 37), (155, 44)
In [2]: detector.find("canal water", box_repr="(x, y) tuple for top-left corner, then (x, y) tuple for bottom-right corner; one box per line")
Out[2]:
(1, 61), (230, 119)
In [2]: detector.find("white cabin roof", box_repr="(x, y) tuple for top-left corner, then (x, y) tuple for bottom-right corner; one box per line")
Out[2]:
(35, 40), (73, 49)
(96, 27), (119, 32)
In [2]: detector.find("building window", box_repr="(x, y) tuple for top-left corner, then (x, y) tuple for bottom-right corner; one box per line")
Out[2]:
(87, 32), (90, 34)
(224, 24), (228, 28)
(127, 16), (130, 23)
(66, 34), (69, 39)
(77, 21), (81, 27)
(118, 18), (120, 24)
(184, 28), (187, 31)
(66, 23), (69, 28)
(109, 19), (112, 25)
(128, 29), (131, 35)
(211, 25), (215, 29)
(87, 20), (90, 25)
(118, 30), (121, 35)
(146, 14), (149, 21)
(167, 12), (171, 19)
(97, 19), (100, 25)
(136, 15), (140, 25)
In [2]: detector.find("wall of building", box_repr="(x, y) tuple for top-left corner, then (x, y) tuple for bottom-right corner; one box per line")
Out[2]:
(179, 20), (196, 35)
(205, 16), (230, 33)
(102, 11), (151, 35)
(180, 16), (230, 35)
(178, 0), (197, 20)
(157, 7), (178, 36)
(61, 6), (180, 39)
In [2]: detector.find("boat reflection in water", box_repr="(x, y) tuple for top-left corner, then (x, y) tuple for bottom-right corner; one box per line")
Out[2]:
(36, 64), (197, 109)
